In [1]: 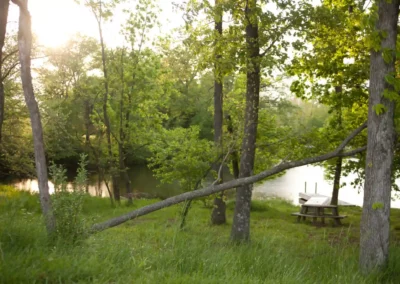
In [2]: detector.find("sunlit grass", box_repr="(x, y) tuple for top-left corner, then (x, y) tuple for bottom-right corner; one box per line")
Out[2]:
(1, 186), (400, 283)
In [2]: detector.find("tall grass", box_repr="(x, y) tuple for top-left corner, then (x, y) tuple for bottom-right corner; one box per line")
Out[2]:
(1, 185), (400, 283)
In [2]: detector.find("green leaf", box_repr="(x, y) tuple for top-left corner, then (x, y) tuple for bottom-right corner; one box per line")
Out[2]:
(372, 202), (384, 210)
(383, 89), (399, 101)
(382, 48), (394, 64)
(373, 104), (387, 115)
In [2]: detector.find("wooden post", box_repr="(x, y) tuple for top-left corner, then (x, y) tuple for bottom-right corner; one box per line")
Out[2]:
(315, 182), (317, 194)
(304, 181), (307, 193)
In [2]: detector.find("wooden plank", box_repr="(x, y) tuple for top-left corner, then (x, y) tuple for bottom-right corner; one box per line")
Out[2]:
(302, 205), (338, 208)
(291, 213), (347, 219)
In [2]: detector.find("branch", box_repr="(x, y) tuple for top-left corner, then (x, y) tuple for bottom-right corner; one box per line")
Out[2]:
(90, 122), (367, 233)
(1, 49), (18, 64)
(1, 61), (19, 81)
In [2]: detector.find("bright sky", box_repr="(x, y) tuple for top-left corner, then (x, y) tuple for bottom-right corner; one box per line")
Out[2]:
(7, 0), (184, 48)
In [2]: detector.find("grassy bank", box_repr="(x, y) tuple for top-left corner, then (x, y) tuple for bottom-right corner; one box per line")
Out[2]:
(1, 185), (400, 283)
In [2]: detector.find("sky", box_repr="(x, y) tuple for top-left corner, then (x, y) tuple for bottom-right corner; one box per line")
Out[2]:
(7, 0), (185, 48)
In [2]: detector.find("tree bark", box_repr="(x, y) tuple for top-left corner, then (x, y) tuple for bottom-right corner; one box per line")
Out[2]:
(359, 0), (399, 273)
(227, 114), (240, 179)
(0, 0), (9, 143)
(331, 86), (343, 206)
(231, 0), (260, 242)
(211, 0), (226, 225)
(12, 0), (55, 234)
(90, 122), (367, 233)
(330, 156), (342, 206)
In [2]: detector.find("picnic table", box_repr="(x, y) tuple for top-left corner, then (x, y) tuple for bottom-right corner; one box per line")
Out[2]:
(291, 204), (347, 226)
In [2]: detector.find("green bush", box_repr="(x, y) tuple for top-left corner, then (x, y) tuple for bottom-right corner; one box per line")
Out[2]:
(50, 154), (88, 243)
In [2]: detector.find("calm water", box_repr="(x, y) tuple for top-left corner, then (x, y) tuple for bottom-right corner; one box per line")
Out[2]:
(13, 164), (400, 208)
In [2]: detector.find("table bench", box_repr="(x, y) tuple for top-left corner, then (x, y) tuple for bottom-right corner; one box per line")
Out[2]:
(291, 204), (347, 226)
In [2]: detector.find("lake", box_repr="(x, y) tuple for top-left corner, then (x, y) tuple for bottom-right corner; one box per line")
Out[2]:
(13, 164), (400, 208)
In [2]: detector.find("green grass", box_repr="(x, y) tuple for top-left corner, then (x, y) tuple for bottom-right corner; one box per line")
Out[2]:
(1, 185), (400, 283)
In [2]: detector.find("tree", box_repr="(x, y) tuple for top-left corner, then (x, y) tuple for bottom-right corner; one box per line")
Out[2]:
(0, 0), (9, 142)
(11, 0), (55, 234)
(359, 0), (399, 273)
(289, 0), (370, 204)
(231, 0), (260, 242)
(79, 0), (121, 202)
(211, 0), (226, 225)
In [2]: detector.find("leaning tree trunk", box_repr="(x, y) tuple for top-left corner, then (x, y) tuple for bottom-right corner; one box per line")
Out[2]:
(211, 0), (226, 225)
(90, 121), (367, 233)
(0, 0), (9, 143)
(359, 0), (399, 273)
(231, 0), (260, 242)
(12, 0), (55, 234)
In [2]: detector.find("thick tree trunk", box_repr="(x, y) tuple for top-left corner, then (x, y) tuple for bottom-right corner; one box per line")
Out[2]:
(90, 122), (366, 233)
(330, 157), (342, 206)
(359, 0), (399, 273)
(231, 0), (260, 242)
(211, 0), (226, 225)
(12, 0), (55, 234)
(0, 0), (9, 143)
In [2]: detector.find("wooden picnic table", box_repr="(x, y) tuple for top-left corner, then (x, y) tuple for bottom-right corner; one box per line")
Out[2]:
(291, 204), (347, 226)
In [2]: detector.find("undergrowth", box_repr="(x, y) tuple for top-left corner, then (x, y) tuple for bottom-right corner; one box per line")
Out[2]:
(1, 185), (400, 283)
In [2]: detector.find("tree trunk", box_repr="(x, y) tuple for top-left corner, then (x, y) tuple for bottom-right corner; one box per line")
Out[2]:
(94, 2), (120, 203)
(211, 0), (226, 225)
(231, 0), (260, 242)
(331, 86), (343, 206)
(118, 49), (132, 205)
(359, 0), (399, 273)
(330, 156), (342, 206)
(227, 114), (240, 179)
(0, 0), (9, 143)
(84, 99), (91, 145)
(90, 122), (367, 233)
(12, 0), (55, 234)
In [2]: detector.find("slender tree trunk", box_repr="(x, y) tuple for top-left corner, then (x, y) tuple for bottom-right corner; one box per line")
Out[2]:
(330, 157), (342, 206)
(94, 2), (120, 203)
(227, 115), (240, 179)
(211, 0), (226, 225)
(12, 0), (55, 234)
(231, 0), (260, 242)
(118, 49), (132, 205)
(84, 100), (91, 144)
(359, 0), (399, 273)
(331, 86), (343, 206)
(0, 0), (9, 143)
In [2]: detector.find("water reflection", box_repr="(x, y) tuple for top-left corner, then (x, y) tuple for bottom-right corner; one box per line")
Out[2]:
(13, 164), (400, 208)
(253, 165), (400, 208)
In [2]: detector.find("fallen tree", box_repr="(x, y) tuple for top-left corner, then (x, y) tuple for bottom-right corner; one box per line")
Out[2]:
(91, 122), (367, 233)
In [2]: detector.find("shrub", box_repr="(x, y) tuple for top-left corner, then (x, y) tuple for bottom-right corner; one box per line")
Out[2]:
(50, 154), (88, 243)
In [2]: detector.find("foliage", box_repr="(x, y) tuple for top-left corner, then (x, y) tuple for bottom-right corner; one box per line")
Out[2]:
(49, 155), (89, 243)
(147, 126), (215, 192)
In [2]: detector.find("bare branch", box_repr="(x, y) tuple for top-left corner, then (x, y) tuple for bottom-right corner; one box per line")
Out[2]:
(90, 122), (367, 233)
(1, 49), (18, 64)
